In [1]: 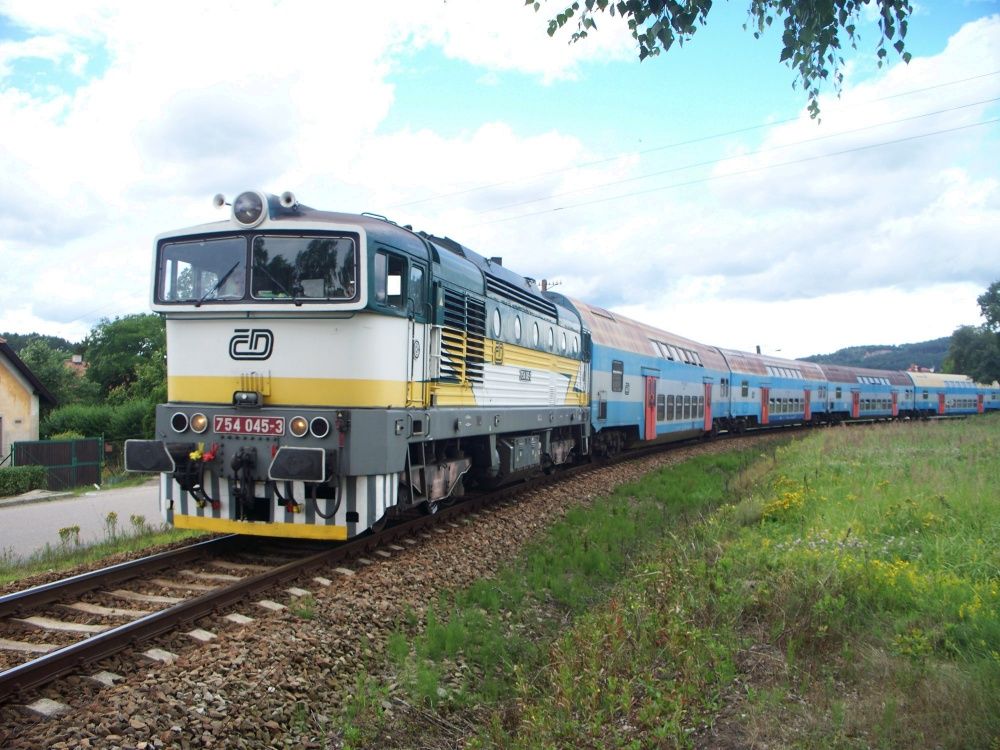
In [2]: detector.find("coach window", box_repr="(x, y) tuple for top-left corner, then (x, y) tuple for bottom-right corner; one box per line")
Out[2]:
(514, 316), (522, 342)
(741, 381), (749, 398)
(492, 308), (502, 338)
(548, 327), (555, 351)
(374, 251), (406, 309)
(683, 395), (691, 419)
(571, 336), (579, 356)
(611, 360), (624, 392)
(835, 387), (842, 400)
(657, 394), (665, 421)
(561, 332), (567, 353)
(532, 322), (540, 347)
(667, 395), (675, 420)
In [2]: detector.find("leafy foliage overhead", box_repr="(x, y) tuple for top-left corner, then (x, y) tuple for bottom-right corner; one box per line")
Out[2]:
(534, 0), (913, 117)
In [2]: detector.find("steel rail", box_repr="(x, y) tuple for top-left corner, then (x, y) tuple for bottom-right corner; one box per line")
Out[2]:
(0, 468), (573, 703)
(0, 535), (241, 618)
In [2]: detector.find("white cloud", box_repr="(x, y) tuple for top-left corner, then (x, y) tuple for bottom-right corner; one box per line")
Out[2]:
(0, 1), (996, 368)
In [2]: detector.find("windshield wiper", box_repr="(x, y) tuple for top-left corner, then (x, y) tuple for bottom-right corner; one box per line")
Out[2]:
(195, 262), (241, 307)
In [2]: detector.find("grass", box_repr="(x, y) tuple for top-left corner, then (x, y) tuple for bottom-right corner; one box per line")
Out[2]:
(0, 514), (205, 586)
(1, 472), (207, 585)
(337, 416), (1000, 748)
(337, 444), (769, 747)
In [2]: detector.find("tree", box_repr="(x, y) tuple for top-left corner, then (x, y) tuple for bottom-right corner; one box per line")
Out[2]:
(943, 326), (1000, 385)
(1, 332), (75, 354)
(978, 280), (1000, 333)
(18, 340), (100, 413)
(534, 0), (913, 118)
(83, 314), (166, 400)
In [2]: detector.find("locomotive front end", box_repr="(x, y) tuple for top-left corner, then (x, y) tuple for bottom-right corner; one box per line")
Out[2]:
(126, 191), (418, 539)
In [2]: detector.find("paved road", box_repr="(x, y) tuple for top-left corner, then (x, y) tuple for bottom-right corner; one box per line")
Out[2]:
(0, 480), (161, 562)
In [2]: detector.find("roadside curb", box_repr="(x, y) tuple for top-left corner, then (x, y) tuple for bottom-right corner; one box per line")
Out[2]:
(0, 490), (76, 509)
(0, 479), (160, 511)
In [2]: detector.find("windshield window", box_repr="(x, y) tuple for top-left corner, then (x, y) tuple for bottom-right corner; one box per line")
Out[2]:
(251, 235), (357, 300)
(157, 237), (247, 303)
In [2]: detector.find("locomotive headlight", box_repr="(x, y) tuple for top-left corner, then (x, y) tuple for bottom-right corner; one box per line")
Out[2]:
(190, 413), (208, 434)
(310, 417), (330, 439)
(170, 412), (189, 433)
(290, 416), (309, 438)
(232, 191), (266, 227)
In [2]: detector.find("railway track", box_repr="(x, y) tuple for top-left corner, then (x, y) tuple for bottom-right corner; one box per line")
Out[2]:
(0, 427), (809, 712)
(0, 429), (811, 749)
(0, 454), (597, 708)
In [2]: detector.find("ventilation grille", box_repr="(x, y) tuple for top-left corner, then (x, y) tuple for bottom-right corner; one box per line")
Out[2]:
(439, 290), (486, 384)
(485, 274), (556, 318)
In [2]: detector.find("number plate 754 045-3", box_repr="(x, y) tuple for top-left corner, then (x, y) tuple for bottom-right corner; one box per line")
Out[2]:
(213, 415), (285, 436)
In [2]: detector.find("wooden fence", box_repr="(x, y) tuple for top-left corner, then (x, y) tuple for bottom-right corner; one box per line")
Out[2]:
(13, 438), (103, 490)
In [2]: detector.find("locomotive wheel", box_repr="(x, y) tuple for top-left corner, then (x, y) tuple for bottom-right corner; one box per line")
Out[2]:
(422, 499), (440, 515)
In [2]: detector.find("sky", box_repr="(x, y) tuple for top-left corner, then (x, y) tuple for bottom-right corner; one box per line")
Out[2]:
(0, 0), (998, 359)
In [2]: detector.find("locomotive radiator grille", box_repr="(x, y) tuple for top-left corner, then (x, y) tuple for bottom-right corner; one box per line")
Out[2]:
(440, 290), (486, 385)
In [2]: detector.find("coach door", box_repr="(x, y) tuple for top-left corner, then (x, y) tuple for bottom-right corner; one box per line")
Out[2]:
(804, 389), (812, 421)
(891, 391), (899, 417)
(978, 393), (985, 414)
(760, 387), (770, 425)
(643, 376), (657, 440)
(852, 391), (861, 419)
(703, 381), (712, 432)
(938, 392), (946, 415)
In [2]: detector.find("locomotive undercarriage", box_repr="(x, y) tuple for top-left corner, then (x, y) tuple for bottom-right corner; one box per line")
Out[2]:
(128, 403), (591, 537)
(397, 423), (586, 516)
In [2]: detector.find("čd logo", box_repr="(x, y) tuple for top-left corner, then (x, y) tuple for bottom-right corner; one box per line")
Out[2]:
(230, 328), (274, 360)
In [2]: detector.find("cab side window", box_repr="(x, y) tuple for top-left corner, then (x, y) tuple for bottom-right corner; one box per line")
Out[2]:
(374, 251), (406, 309)
(409, 265), (425, 317)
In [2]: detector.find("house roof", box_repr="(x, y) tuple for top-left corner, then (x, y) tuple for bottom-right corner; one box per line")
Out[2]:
(0, 338), (57, 406)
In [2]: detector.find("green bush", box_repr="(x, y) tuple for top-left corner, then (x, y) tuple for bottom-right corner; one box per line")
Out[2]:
(49, 431), (86, 441)
(109, 400), (155, 441)
(0, 466), (47, 497)
(41, 400), (155, 442)
(42, 403), (112, 439)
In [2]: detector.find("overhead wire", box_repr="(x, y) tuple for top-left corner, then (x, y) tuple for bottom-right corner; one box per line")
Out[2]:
(474, 96), (1000, 215)
(388, 69), (1000, 211)
(467, 116), (1000, 227)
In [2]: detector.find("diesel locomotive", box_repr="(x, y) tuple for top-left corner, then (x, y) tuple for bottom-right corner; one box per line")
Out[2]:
(125, 190), (1000, 540)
